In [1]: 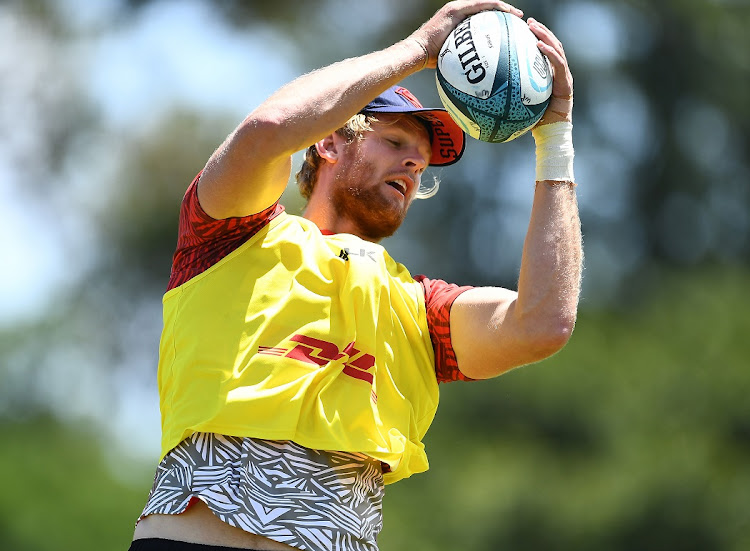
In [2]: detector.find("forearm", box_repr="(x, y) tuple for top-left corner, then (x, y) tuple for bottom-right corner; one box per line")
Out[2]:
(251, 39), (427, 155)
(514, 179), (582, 345)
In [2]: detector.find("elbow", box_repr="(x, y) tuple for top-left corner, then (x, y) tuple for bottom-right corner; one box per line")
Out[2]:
(508, 308), (576, 365)
(529, 313), (577, 360)
(485, 313), (577, 375)
(235, 107), (297, 151)
(237, 110), (285, 140)
(459, 302), (578, 379)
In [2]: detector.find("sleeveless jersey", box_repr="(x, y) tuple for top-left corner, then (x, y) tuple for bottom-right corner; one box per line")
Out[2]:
(158, 212), (440, 483)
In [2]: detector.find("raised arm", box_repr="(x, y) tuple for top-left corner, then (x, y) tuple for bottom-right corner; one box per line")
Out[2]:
(197, 0), (523, 219)
(450, 17), (582, 379)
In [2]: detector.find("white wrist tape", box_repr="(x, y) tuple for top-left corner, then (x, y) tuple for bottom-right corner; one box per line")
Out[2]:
(533, 121), (575, 183)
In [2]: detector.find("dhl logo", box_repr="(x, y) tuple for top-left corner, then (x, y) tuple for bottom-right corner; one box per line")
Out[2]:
(259, 334), (378, 402)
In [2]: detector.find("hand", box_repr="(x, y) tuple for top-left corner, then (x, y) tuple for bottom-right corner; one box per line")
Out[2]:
(528, 17), (574, 126)
(408, 0), (523, 69)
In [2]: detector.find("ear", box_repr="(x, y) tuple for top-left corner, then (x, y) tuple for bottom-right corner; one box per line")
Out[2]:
(315, 134), (341, 164)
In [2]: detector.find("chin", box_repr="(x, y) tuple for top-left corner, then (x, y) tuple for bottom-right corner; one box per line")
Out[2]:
(361, 214), (404, 241)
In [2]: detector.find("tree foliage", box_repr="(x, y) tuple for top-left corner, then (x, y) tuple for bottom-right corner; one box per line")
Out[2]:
(0, 417), (152, 550)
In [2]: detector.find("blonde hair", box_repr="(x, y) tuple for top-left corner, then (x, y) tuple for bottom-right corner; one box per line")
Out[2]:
(295, 113), (440, 201)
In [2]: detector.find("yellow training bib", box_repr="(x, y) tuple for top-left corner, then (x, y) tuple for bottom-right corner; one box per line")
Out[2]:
(157, 213), (439, 483)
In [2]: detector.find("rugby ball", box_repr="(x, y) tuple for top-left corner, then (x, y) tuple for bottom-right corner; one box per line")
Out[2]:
(436, 11), (553, 143)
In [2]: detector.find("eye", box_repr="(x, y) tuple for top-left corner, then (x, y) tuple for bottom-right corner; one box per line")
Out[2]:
(387, 138), (401, 147)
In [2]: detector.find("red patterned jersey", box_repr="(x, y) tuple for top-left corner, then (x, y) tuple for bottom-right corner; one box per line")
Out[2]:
(168, 173), (473, 383)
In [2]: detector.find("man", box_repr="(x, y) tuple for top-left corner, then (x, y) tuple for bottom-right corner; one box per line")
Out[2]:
(130, 1), (581, 549)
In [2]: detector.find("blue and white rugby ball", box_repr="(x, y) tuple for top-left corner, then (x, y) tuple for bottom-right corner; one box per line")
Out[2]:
(436, 11), (553, 143)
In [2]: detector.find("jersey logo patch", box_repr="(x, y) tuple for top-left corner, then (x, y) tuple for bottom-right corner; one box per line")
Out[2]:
(339, 247), (378, 263)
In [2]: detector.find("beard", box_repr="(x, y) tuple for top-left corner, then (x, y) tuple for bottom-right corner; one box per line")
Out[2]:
(330, 147), (410, 241)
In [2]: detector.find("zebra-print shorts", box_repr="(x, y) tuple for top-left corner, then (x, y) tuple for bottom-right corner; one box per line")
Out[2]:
(138, 433), (384, 551)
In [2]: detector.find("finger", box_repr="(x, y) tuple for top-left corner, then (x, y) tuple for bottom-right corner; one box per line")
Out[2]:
(527, 20), (570, 74)
(525, 19), (573, 97)
(527, 17), (564, 56)
(537, 39), (566, 70)
(539, 43), (573, 96)
(496, 1), (524, 18)
(447, 0), (523, 20)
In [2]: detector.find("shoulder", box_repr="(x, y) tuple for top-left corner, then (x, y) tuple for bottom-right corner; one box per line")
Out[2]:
(415, 275), (474, 311)
(168, 173), (286, 290)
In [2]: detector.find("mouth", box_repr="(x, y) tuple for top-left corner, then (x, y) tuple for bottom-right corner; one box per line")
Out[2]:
(385, 177), (411, 197)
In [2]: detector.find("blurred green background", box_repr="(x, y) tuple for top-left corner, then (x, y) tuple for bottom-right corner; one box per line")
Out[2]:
(1, 0), (748, 549)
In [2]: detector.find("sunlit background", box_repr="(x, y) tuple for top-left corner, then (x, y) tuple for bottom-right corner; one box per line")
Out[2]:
(1, 0), (748, 549)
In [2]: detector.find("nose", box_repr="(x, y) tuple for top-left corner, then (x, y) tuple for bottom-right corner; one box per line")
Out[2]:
(403, 144), (429, 173)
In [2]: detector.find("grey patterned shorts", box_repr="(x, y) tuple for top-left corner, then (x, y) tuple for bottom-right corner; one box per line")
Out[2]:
(139, 433), (384, 551)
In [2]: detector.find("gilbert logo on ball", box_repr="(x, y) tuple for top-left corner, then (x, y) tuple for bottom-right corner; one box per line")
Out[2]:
(436, 11), (553, 143)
